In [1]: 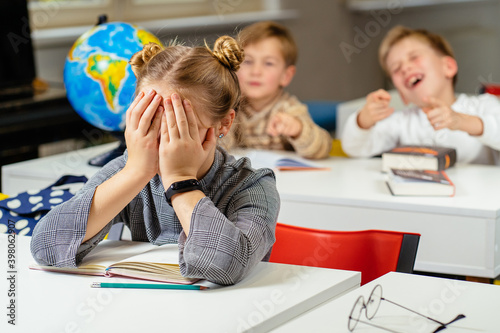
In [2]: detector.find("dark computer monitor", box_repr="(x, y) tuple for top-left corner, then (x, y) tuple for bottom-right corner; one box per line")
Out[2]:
(0, 0), (36, 100)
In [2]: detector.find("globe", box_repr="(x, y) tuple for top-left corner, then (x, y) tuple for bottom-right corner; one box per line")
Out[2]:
(64, 21), (162, 132)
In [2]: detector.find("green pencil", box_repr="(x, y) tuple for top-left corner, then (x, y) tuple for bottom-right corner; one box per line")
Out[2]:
(91, 282), (207, 290)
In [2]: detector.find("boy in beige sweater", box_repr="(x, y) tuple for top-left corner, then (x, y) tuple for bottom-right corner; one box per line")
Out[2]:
(222, 21), (332, 159)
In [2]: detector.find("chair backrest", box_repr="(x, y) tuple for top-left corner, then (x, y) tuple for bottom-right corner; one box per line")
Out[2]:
(269, 223), (420, 285)
(304, 100), (339, 132)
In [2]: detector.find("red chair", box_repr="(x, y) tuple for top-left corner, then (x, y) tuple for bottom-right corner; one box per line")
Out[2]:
(480, 83), (500, 96)
(269, 223), (420, 285)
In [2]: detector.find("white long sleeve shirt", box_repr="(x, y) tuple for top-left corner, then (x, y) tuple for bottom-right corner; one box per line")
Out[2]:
(341, 93), (500, 165)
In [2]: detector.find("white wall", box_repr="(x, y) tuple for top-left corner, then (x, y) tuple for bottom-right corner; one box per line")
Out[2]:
(281, 0), (500, 101)
(33, 0), (500, 102)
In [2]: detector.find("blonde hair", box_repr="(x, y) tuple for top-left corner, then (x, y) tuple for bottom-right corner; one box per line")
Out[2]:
(379, 25), (457, 86)
(238, 21), (297, 67)
(129, 35), (244, 121)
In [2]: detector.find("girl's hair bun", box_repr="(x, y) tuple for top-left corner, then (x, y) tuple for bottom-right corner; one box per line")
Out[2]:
(129, 42), (163, 77)
(210, 35), (244, 71)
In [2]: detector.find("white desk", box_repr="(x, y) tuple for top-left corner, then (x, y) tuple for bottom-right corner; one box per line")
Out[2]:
(272, 271), (500, 332)
(1, 142), (119, 195)
(273, 157), (500, 279)
(3, 145), (500, 279)
(0, 235), (360, 332)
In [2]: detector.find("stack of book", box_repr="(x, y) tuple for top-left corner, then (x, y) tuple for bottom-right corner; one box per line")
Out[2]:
(382, 146), (456, 197)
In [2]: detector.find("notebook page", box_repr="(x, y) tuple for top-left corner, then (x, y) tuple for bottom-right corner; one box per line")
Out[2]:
(79, 240), (160, 268)
(115, 243), (180, 265)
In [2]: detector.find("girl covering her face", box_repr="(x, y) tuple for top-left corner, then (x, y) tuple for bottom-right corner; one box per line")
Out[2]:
(31, 36), (280, 286)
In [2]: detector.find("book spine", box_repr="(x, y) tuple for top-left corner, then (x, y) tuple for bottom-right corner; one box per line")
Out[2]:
(437, 150), (457, 170)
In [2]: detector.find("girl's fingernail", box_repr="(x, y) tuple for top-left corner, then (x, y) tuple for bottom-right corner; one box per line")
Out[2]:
(158, 106), (164, 112)
(172, 93), (179, 100)
(155, 94), (162, 101)
(149, 89), (155, 95)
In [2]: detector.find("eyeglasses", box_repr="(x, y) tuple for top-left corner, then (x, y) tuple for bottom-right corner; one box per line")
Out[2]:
(348, 284), (465, 333)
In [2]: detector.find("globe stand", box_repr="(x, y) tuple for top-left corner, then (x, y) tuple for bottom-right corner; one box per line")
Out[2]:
(88, 132), (126, 167)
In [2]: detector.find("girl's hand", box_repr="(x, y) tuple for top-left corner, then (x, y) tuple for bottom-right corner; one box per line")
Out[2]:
(267, 113), (303, 139)
(124, 89), (163, 180)
(357, 89), (394, 129)
(159, 93), (217, 187)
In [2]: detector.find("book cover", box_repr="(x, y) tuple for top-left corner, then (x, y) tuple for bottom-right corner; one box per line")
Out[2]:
(29, 240), (198, 284)
(382, 146), (456, 172)
(386, 169), (455, 197)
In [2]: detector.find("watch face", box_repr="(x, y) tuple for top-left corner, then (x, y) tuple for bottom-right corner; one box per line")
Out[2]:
(172, 179), (199, 190)
(165, 179), (201, 206)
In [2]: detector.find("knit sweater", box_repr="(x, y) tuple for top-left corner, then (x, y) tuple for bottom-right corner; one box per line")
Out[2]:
(222, 91), (332, 159)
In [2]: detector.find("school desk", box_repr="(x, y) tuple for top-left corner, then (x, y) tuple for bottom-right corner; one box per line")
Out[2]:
(0, 234), (360, 332)
(272, 271), (500, 332)
(2, 144), (500, 279)
(271, 155), (500, 281)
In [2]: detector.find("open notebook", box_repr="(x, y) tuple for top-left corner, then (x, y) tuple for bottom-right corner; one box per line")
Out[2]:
(30, 240), (198, 284)
(239, 150), (330, 171)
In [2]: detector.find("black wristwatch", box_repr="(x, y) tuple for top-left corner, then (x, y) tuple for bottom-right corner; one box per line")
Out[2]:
(164, 179), (201, 206)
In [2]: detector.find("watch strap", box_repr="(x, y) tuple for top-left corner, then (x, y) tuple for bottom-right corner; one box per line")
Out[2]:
(164, 179), (201, 206)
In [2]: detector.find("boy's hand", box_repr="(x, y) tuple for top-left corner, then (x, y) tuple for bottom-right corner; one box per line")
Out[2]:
(267, 113), (303, 139)
(357, 89), (394, 129)
(124, 89), (163, 180)
(422, 97), (460, 131)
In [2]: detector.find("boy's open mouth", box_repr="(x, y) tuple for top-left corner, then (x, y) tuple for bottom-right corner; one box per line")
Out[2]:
(406, 74), (423, 88)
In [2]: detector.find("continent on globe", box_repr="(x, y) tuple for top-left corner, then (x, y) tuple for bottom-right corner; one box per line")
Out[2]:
(87, 55), (128, 112)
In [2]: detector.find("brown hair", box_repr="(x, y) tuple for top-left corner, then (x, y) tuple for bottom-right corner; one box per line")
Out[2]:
(379, 25), (457, 85)
(129, 35), (244, 122)
(238, 21), (297, 67)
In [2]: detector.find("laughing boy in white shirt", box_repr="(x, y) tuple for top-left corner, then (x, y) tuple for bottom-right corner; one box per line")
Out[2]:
(342, 25), (500, 165)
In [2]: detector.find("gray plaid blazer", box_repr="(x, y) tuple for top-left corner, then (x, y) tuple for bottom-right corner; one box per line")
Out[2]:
(31, 146), (280, 285)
